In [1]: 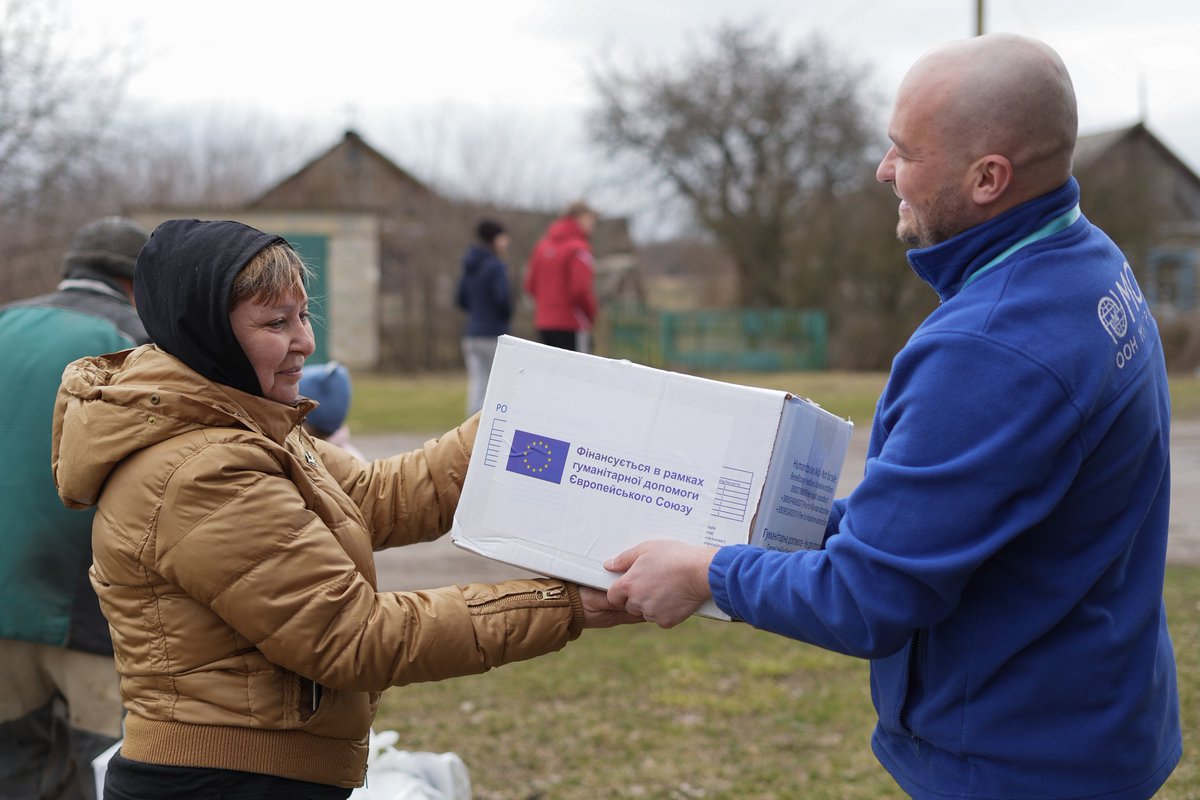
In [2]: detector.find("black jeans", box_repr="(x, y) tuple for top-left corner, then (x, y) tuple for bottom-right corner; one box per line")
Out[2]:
(103, 752), (352, 800)
(538, 328), (578, 351)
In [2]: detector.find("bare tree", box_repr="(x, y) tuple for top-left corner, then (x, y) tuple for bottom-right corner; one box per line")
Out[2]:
(589, 23), (879, 307)
(793, 184), (937, 369)
(0, 0), (138, 301)
(0, 0), (318, 304)
(110, 105), (322, 209)
(376, 103), (599, 212)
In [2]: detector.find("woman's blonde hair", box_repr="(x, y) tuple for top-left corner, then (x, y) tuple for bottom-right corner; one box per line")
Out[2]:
(230, 242), (313, 309)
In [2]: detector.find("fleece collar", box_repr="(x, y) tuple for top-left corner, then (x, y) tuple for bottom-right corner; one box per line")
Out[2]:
(906, 178), (1082, 303)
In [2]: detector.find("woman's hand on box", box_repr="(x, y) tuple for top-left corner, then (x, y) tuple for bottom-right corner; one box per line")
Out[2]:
(579, 586), (646, 628)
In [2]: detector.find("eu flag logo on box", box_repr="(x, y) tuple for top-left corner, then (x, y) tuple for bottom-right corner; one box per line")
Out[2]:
(507, 430), (570, 484)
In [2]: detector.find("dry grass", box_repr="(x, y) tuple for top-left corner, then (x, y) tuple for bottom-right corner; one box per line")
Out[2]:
(348, 368), (1200, 434)
(374, 566), (1198, 799)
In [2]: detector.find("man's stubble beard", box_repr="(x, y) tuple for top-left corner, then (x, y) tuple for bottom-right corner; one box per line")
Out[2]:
(896, 190), (973, 249)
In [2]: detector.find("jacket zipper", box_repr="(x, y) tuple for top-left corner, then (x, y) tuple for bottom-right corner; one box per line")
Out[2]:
(469, 586), (565, 613)
(298, 677), (323, 720)
(897, 628), (924, 752)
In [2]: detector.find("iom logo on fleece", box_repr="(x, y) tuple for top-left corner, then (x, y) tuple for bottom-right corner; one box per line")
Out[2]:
(507, 430), (570, 484)
(1097, 261), (1149, 370)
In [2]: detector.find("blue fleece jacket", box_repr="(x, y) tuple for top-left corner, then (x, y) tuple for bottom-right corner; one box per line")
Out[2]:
(710, 179), (1181, 799)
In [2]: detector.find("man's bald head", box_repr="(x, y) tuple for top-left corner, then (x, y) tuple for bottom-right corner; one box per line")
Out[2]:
(902, 33), (1077, 201)
(878, 34), (1079, 246)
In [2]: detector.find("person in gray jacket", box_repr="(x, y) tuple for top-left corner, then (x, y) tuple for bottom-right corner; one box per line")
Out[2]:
(0, 217), (150, 800)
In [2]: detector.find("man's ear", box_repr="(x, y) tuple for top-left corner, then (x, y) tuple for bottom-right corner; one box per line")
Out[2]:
(970, 154), (1013, 206)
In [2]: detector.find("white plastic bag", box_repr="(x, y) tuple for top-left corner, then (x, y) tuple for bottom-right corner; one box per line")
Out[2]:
(92, 739), (123, 798)
(349, 729), (472, 800)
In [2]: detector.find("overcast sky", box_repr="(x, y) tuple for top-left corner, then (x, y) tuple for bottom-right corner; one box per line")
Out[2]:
(66, 0), (1200, 236)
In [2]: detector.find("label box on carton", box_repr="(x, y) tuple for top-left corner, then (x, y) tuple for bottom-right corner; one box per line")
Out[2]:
(451, 336), (853, 619)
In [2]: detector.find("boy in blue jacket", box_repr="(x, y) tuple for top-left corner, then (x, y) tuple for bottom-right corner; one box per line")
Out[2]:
(606, 33), (1182, 800)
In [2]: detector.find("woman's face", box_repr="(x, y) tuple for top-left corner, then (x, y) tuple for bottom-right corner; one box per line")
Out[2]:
(229, 283), (316, 403)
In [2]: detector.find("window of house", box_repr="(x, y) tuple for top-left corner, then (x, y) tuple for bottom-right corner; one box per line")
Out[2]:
(1147, 248), (1198, 311)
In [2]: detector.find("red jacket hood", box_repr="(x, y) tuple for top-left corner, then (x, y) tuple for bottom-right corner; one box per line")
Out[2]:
(545, 217), (591, 246)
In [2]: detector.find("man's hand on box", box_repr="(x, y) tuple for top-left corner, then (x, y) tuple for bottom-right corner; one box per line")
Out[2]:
(579, 586), (646, 628)
(605, 541), (717, 628)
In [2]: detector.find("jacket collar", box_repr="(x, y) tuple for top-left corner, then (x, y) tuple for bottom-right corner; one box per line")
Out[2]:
(907, 178), (1081, 303)
(222, 374), (315, 444)
(133, 346), (314, 445)
(54, 346), (315, 509)
(56, 277), (131, 305)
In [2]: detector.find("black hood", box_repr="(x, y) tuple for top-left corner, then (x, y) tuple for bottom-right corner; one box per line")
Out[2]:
(134, 219), (286, 397)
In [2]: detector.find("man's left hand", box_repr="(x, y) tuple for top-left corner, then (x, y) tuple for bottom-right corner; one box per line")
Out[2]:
(605, 540), (718, 628)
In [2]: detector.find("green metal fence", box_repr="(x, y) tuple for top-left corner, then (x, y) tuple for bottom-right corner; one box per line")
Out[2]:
(602, 306), (828, 372)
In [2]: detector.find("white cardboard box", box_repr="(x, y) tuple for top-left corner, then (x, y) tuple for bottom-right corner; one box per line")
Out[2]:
(451, 336), (853, 619)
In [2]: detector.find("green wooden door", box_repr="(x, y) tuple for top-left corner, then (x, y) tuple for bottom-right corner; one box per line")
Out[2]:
(284, 234), (329, 364)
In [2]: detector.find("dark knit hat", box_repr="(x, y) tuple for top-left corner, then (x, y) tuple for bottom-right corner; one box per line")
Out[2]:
(476, 218), (506, 246)
(63, 216), (149, 279)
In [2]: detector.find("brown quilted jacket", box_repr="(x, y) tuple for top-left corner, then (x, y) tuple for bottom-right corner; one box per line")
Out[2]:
(51, 345), (583, 788)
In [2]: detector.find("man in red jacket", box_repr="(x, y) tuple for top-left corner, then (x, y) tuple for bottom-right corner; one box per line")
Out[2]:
(524, 200), (599, 351)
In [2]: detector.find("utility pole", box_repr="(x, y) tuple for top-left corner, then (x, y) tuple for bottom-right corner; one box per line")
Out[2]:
(975, 0), (985, 36)
(1138, 71), (1149, 124)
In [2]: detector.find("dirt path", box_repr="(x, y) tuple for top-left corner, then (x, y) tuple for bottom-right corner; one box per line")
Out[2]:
(360, 420), (1200, 592)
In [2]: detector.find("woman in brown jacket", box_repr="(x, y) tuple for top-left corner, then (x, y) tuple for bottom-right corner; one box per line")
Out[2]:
(51, 219), (636, 799)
